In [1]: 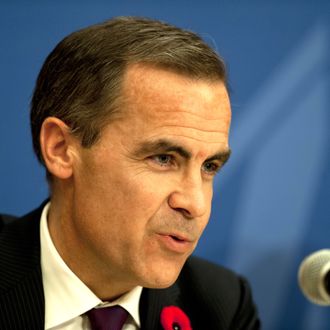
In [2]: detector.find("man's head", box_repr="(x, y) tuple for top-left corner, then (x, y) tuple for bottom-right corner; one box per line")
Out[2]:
(32, 17), (231, 299)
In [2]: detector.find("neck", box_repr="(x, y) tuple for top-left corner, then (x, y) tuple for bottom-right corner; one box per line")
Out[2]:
(47, 192), (136, 301)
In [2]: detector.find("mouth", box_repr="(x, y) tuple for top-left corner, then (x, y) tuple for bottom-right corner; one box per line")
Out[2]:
(170, 235), (185, 242)
(157, 233), (194, 254)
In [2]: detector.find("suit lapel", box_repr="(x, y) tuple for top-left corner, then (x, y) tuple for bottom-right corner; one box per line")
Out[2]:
(139, 282), (181, 330)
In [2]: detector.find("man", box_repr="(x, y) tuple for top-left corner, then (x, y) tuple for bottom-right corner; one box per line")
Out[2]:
(0, 17), (260, 329)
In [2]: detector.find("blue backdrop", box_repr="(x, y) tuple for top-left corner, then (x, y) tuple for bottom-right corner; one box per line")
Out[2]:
(1, 1), (329, 329)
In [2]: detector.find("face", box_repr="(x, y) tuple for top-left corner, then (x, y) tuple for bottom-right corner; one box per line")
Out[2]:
(67, 64), (231, 293)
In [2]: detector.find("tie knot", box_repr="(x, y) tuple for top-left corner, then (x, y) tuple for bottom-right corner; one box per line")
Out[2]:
(87, 305), (129, 330)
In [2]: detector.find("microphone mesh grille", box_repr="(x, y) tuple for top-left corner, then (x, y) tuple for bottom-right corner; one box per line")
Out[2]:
(298, 249), (330, 306)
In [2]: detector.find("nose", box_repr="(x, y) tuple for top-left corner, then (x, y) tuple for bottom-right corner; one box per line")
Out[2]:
(168, 174), (210, 219)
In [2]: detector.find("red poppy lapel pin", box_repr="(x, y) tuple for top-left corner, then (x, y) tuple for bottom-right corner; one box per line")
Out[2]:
(160, 306), (192, 330)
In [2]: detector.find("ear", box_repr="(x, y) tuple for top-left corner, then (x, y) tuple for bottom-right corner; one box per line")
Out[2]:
(40, 117), (77, 179)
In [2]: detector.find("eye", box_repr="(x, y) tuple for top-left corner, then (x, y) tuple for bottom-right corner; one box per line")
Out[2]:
(150, 154), (174, 167)
(202, 161), (221, 175)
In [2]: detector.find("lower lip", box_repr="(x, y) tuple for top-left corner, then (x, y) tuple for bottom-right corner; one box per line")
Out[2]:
(157, 234), (193, 254)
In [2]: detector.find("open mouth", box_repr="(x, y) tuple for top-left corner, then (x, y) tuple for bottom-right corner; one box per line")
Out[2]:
(170, 235), (185, 242)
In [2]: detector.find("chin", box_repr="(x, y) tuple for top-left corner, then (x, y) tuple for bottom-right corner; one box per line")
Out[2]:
(140, 259), (186, 289)
(143, 276), (179, 289)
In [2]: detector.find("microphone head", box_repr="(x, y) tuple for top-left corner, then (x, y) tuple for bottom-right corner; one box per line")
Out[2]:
(298, 249), (330, 306)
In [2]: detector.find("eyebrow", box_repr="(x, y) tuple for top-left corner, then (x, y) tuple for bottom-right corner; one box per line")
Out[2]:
(133, 138), (231, 164)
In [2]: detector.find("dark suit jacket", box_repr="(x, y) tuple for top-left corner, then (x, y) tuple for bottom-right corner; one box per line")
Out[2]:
(0, 205), (260, 330)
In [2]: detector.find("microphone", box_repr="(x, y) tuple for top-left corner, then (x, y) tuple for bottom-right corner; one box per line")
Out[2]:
(298, 249), (330, 306)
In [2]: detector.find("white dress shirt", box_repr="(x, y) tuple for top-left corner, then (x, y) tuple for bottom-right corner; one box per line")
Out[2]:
(40, 203), (142, 330)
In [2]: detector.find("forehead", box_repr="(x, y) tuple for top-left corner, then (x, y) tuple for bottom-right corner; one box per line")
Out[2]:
(120, 64), (229, 113)
(109, 64), (231, 154)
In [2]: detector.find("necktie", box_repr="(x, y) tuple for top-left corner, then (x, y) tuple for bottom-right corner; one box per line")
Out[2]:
(87, 305), (129, 330)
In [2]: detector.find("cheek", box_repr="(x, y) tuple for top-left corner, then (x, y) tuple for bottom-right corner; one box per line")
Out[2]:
(110, 171), (171, 207)
(91, 171), (171, 232)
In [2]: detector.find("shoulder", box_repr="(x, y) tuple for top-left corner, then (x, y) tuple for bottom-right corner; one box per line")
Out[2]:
(175, 256), (261, 329)
(0, 200), (48, 238)
(0, 204), (45, 328)
(0, 213), (17, 232)
(0, 206), (42, 246)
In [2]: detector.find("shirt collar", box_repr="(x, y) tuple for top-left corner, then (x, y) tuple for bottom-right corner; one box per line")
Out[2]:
(40, 202), (142, 328)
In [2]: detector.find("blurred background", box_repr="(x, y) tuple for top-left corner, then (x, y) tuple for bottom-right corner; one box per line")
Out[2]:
(0, 0), (329, 328)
